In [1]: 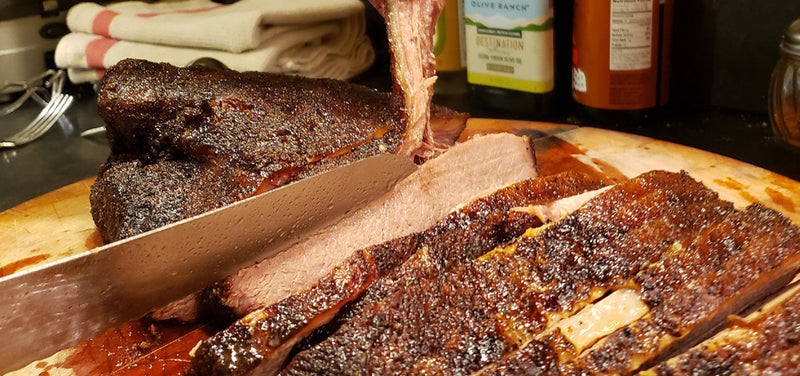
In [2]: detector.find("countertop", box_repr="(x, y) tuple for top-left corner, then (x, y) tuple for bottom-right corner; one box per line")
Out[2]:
(1, 78), (798, 213)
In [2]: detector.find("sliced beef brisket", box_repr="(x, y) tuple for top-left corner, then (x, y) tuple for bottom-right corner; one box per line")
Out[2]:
(188, 171), (605, 376)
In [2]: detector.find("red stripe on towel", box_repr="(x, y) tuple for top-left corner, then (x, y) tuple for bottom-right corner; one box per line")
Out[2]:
(137, 4), (226, 18)
(86, 38), (119, 68)
(92, 10), (120, 36)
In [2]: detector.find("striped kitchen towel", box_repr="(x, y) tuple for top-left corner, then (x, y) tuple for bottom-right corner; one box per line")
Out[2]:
(65, 0), (365, 53)
(56, 12), (374, 83)
(55, 0), (375, 83)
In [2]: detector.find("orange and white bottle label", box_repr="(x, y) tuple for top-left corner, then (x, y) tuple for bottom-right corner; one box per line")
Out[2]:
(572, 0), (671, 110)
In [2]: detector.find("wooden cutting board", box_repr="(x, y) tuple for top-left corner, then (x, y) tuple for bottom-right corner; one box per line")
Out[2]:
(3, 119), (800, 375)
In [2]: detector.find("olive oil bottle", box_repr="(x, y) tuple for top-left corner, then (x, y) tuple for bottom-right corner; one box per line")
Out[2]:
(464, 0), (555, 118)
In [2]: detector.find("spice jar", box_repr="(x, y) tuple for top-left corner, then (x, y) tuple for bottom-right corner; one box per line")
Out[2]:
(769, 17), (800, 150)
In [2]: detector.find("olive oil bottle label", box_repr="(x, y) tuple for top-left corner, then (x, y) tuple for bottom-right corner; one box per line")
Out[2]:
(464, 0), (554, 93)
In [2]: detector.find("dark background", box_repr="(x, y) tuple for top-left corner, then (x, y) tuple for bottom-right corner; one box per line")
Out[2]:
(668, 0), (800, 113)
(361, 0), (800, 115)
(356, 0), (800, 181)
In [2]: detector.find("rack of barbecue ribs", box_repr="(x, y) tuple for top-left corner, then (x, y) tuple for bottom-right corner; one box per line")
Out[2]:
(15, 167), (800, 375)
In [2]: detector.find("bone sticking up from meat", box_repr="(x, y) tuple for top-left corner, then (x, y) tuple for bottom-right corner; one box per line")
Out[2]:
(369, 0), (447, 159)
(188, 172), (605, 376)
(276, 171), (736, 375)
(640, 282), (800, 375)
(151, 132), (538, 323)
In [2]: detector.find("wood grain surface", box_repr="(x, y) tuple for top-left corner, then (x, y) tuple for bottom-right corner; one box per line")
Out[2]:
(3, 119), (800, 375)
(0, 178), (103, 278)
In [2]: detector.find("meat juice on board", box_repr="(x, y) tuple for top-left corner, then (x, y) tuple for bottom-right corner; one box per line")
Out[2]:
(464, 0), (555, 118)
(572, 0), (673, 125)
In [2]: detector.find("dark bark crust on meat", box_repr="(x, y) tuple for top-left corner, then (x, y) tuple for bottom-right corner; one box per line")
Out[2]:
(649, 287), (800, 375)
(473, 183), (800, 376)
(92, 59), (407, 243)
(189, 170), (800, 376)
(476, 336), (566, 376)
(277, 171), (735, 375)
(188, 172), (604, 376)
(565, 203), (800, 375)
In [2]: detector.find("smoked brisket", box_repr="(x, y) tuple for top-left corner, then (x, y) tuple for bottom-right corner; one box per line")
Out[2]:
(186, 170), (800, 376)
(278, 171), (736, 376)
(150, 133), (539, 323)
(93, 59), (409, 243)
(91, 0), (449, 243)
(188, 171), (605, 375)
(201, 133), (541, 319)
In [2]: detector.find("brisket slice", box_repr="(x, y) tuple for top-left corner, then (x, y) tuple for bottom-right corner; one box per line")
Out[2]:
(275, 171), (734, 375)
(641, 283), (800, 375)
(208, 133), (539, 318)
(187, 171), (605, 376)
(151, 132), (538, 323)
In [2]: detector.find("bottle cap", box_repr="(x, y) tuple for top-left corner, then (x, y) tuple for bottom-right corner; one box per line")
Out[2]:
(782, 17), (800, 56)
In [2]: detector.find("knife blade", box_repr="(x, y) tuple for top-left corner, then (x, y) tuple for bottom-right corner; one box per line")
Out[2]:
(0, 153), (417, 373)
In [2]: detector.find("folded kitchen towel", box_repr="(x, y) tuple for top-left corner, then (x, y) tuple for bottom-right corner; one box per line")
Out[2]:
(56, 11), (375, 83)
(66, 0), (365, 53)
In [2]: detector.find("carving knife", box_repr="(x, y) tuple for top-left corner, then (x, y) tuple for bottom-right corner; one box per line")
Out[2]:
(0, 153), (417, 373)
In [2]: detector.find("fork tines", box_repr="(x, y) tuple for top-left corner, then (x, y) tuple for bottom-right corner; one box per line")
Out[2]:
(0, 93), (74, 149)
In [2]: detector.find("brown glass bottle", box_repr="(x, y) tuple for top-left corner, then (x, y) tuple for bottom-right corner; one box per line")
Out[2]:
(571, 0), (673, 126)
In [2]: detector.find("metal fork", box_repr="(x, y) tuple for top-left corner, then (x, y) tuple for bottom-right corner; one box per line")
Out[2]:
(0, 92), (74, 149)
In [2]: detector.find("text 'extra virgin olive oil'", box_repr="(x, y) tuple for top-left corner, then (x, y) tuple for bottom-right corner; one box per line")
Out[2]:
(572, 0), (673, 125)
(464, 0), (555, 119)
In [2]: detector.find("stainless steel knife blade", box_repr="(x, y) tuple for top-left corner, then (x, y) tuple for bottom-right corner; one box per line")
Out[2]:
(0, 153), (417, 373)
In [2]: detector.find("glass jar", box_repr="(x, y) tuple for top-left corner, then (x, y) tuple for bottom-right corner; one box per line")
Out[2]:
(769, 17), (800, 150)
